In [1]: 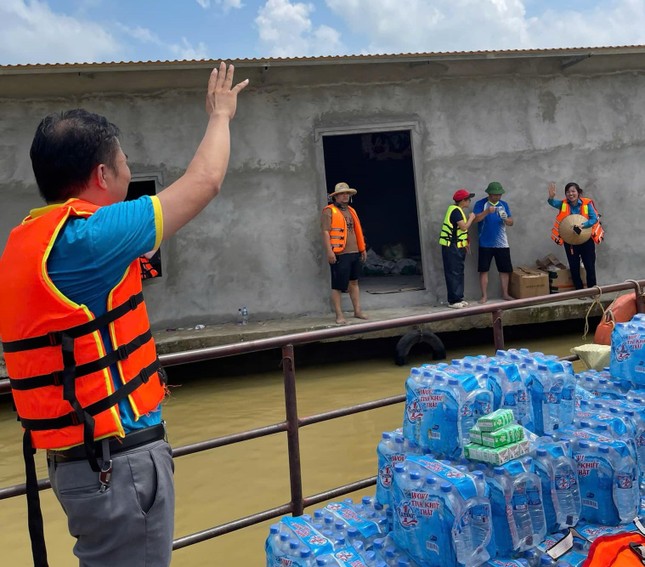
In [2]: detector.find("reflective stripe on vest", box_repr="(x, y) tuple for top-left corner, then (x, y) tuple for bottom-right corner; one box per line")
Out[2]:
(323, 204), (366, 253)
(0, 198), (166, 450)
(551, 197), (604, 245)
(439, 205), (468, 248)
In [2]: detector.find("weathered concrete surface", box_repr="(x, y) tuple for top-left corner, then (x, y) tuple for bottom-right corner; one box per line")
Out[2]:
(0, 50), (643, 329)
(0, 295), (611, 379)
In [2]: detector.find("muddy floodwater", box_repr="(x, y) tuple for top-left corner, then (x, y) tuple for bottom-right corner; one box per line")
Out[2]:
(0, 328), (592, 566)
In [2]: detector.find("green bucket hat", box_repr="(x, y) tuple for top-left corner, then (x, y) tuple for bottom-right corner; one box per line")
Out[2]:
(485, 181), (505, 195)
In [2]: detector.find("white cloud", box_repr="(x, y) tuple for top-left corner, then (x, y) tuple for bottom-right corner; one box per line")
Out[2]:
(256, 0), (343, 57)
(324, 0), (645, 54)
(119, 24), (209, 61)
(197, 0), (244, 10)
(0, 0), (121, 65)
(169, 38), (210, 60)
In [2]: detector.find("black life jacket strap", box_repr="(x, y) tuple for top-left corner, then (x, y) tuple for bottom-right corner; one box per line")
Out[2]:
(60, 333), (100, 473)
(20, 358), (162, 432)
(2, 292), (144, 353)
(9, 329), (153, 391)
(23, 430), (49, 567)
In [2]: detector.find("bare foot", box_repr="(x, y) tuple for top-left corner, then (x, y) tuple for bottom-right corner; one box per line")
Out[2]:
(354, 312), (369, 320)
(478, 297), (488, 304)
(336, 317), (348, 325)
(502, 295), (514, 301)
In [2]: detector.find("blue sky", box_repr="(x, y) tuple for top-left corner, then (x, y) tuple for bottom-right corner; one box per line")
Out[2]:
(1, 0), (645, 65)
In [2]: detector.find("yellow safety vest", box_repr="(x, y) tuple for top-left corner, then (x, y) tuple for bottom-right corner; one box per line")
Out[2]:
(439, 205), (468, 248)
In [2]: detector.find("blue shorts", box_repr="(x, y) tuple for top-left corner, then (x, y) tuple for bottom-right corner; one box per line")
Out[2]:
(330, 252), (362, 292)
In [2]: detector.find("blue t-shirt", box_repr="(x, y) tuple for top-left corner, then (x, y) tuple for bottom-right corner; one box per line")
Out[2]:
(547, 198), (598, 228)
(42, 196), (164, 433)
(473, 197), (511, 248)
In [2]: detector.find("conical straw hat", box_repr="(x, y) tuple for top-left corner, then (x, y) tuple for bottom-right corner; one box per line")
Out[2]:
(559, 213), (591, 245)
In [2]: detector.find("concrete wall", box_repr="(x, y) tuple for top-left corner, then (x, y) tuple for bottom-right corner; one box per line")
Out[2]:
(1, 53), (644, 328)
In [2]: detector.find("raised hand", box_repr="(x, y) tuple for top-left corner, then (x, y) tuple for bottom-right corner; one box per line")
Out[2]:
(548, 181), (557, 199)
(205, 61), (249, 120)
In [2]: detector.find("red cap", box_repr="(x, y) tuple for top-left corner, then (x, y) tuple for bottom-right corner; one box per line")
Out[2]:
(453, 189), (475, 202)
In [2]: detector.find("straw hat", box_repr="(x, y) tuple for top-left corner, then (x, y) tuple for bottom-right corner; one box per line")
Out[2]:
(559, 214), (591, 245)
(329, 181), (357, 199)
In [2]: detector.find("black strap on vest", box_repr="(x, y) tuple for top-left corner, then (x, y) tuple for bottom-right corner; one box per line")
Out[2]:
(1, 292), (144, 353)
(23, 430), (49, 567)
(9, 329), (153, 391)
(19, 358), (162, 432)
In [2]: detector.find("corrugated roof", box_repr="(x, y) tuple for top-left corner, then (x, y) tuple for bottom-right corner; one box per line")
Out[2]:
(2, 44), (645, 71)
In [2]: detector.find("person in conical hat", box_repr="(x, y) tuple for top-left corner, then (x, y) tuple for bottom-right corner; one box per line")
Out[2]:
(547, 181), (603, 290)
(321, 182), (368, 324)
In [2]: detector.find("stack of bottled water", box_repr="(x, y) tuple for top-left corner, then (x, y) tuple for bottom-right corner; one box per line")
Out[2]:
(404, 365), (493, 460)
(484, 458), (546, 557)
(566, 428), (639, 525)
(265, 498), (391, 566)
(391, 455), (492, 567)
(377, 429), (421, 508)
(610, 313), (645, 388)
(269, 343), (645, 567)
(531, 438), (581, 532)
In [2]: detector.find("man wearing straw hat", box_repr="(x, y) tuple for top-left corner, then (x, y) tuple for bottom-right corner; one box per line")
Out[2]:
(321, 182), (368, 324)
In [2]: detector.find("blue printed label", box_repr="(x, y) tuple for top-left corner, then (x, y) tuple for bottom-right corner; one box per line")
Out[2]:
(282, 517), (334, 556)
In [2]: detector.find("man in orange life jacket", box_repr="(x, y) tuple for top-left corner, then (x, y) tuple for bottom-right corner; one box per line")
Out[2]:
(0, 63), (248, 567)
(321, 182), (368, 325)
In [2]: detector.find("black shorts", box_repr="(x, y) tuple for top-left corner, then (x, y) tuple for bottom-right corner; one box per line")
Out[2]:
(330, 252), (362, 292)
(478, 247), (513, 273)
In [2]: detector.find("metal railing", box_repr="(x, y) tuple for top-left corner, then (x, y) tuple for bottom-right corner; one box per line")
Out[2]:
(0, 279), (643, 553)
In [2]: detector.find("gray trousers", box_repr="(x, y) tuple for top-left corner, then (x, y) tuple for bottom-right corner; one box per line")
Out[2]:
(48, 439), (175, 567)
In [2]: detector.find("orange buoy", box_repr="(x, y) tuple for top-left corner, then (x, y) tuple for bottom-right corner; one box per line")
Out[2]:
(594, 292), (639, 345)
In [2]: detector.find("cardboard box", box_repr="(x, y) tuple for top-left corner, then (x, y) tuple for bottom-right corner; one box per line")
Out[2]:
(509, 267), (549, 299)
(546, 267), (586, 292)
(535, 253), (585, 292)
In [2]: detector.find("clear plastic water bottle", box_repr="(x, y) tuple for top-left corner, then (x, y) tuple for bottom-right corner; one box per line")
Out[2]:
(238, 306), (249, 325)
(377, 432), (404, 507)
(521, 459), (546, 543)
(403, 368), (433, 446)
(612, 445), (640, 523)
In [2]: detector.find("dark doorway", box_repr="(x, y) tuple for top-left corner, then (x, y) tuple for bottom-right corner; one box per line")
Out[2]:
(126, 179), (162, 279)
(322, 130), (423, 293)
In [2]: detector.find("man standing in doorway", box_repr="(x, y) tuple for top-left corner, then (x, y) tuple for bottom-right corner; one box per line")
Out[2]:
(473, 181), (514, 303)
(321, 182), (368, 324)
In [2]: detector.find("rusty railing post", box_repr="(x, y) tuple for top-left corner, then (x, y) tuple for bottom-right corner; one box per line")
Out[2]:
(282, 344), (304, 516)
(627, 280), (645, 314)
(492, 308), (504, 350)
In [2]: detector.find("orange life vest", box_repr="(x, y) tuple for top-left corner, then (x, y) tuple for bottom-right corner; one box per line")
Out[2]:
(324, 204), (366, 253)
(582, 531), (645, 566)
(0, 199), (166, 450)
(140, 255), (160, 279)
(551, 197), (605, 245)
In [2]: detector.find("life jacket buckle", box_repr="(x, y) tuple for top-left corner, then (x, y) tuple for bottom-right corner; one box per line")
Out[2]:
(52, 371), (62, 386)
(128, 295), (139, 310)
(140, 367), (150, 384)
(117, 344), (129, 360)
(99, 459), (113, 492)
